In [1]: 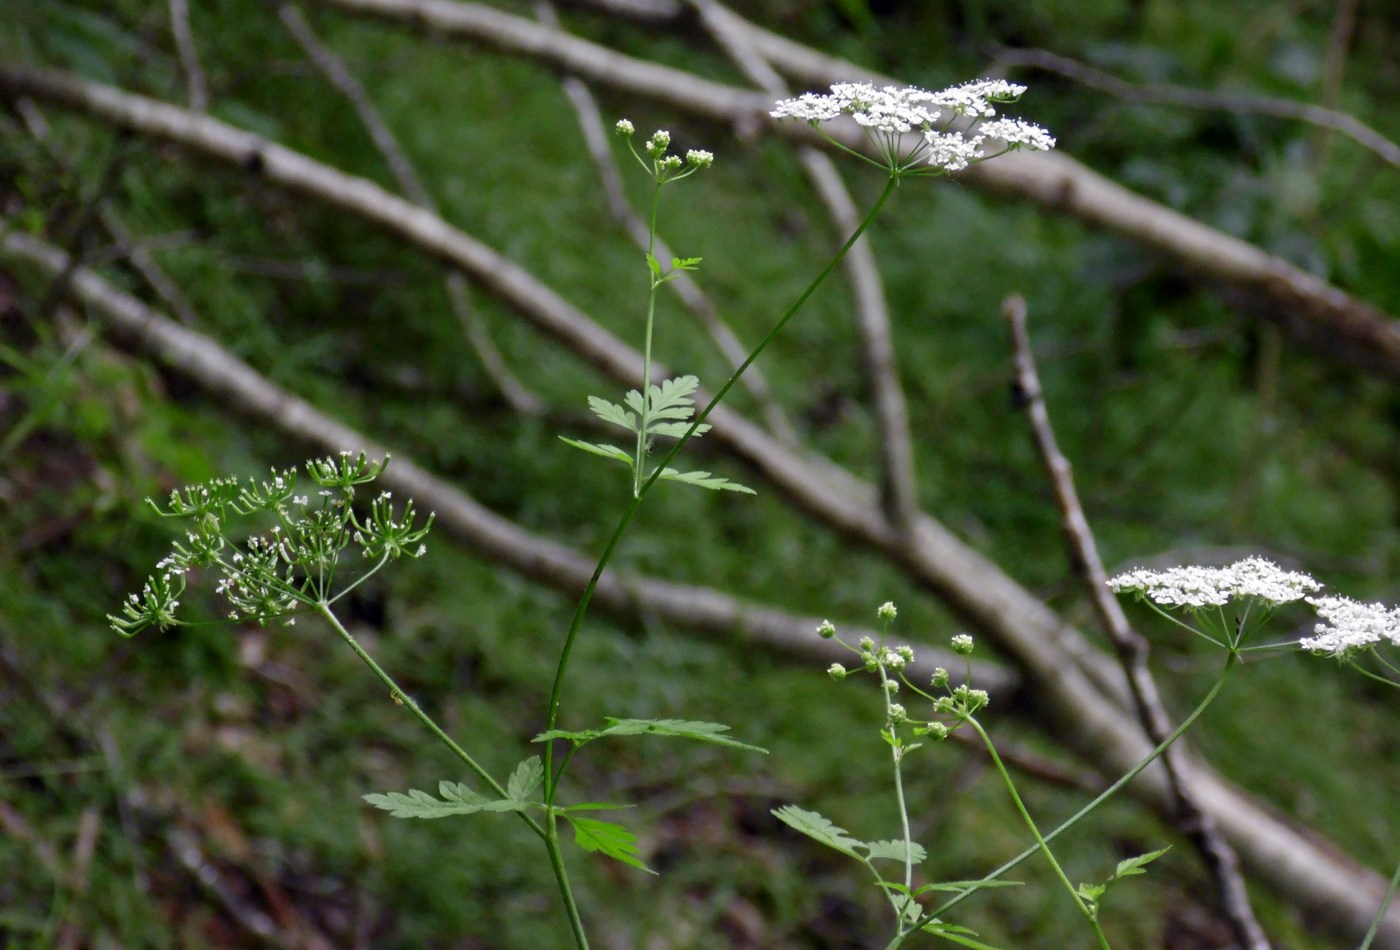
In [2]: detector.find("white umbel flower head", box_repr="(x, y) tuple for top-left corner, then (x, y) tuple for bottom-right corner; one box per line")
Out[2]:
(771, 77), (1054, 174)
(1302, 596), (1400, 657)
(1107, 557), (1321, 609)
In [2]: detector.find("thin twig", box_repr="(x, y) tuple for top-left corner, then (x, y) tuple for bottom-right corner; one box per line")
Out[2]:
(167, 0), (209, 112)
(533, 0), (799, 445)
(994, 44), (1400, 169)
(16, 99), (201, 325)
(688, 0), (920, 532)
(277, 2), (544, 414)
(1003, 294), (1269, 950)
(1314, 0), (1359, 171)
(1, 227), (1001, 696)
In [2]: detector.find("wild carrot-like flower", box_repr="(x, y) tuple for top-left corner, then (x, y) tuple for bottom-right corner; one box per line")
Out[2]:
(770, 79), (1054, 175)
(1301, 596), (1400, 657)
(1107, 557), (1320, 610)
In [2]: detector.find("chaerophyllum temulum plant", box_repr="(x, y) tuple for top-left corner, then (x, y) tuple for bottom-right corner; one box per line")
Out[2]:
(778, 557), (1398, 948)
(111, 79), (1057, 947)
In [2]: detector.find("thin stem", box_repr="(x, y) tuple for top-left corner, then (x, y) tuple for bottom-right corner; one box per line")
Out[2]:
(314, 602), (545, 839)
(967, 716), (1110, 948)
(544, 810), (591, 950)
(1360, 856), (1400, 950)
(542, 173), (900, 760)
(537, 172), (900, 949)
(634, 179), (663, 497)
(906, 653), (1239, 937)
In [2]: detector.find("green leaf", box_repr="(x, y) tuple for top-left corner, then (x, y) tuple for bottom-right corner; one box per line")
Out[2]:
(646, 420), (712, 439)
(601, 718), (767, 752)
(671, 256), (702, 271)
(362, 781), (525, 819)
(657, 468), (755, 493)
(645, 253), (661, 277)
(917, 921), (1003, 949)
(1112, 846), (1170, 880)
(912, 879), (1023, 895)
(864, 839), (928, 864)
(771, 805), (862, 859)
(558, 437), (634, 466)
(586, 396), (636, 432)
(536, 718), (766, 753)
(566, 815), (654, 873)
(507, 756), (544, 802)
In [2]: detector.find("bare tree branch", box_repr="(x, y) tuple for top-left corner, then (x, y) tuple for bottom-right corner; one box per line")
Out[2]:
(0, 227), (993, 694)
(1004, 294), (1269, 950)
(305, 0), (1400, 381)
(992, 45), (1400, 169)
(276, 2), (543, 414)
(2, 69), (1396, 944)
(533, 0), (799, 444)
(167, 0), (208, 112)
(15, 99), (201, 326)
(687, 0), (921, 533)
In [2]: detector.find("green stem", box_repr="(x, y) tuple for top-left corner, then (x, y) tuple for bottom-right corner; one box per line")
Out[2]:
(634, 179), (664, 497)
(321, 600), (586, 943)
(1359, 855), (1400, 950)
(542, 172), (901, 763)
(537, 172), (901, 948)
(968, 716), (1110, 949)
(544, 808), (591, 949)
(890, 653), (1240, 946)
(314, 602), (544, 837)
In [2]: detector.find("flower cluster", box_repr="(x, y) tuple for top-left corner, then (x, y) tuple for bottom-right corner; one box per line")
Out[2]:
(615, 118), (713, 183)
(770, 79), (1054, 174)
(816, 605), (987, 740)
(109, 452), (433, 637)
(1301, 596), (1400, 658)
(1107, 557), (1320, 609)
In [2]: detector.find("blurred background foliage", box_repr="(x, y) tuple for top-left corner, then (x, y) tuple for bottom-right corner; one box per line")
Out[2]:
(2, 0), (1399, 946)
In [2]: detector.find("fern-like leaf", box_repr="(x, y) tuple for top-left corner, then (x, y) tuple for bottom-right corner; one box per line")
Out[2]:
(558, 437), (634, 467)
(864, 839), (928, 864)
(771, 805), (863, 858)
(363, 781), (525, 819)
(657, 468), (754, 493)
(566, 815), (654, 873)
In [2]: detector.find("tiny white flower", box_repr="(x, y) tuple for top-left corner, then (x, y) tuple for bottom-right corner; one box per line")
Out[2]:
(1107, 557), (1320, 609)
(877, 601), (897, 621)
(615, 118), (634, 136)
(1302, 596), (1400, 657)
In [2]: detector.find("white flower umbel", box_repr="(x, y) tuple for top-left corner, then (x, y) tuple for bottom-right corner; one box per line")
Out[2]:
(1107, 557), (1320, 609)
(1108, 556), (1320, 651)
(771, 78), (1054, 176)
(1302, 596), (1400, 657)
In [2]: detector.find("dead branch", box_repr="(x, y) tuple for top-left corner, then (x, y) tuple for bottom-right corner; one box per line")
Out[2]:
(993, 45), (1400, 169)
(277, 2), (543, 414)
(1005, 294), (1268, 950)
(534, 0), (798, 444)
(307, 0), (1400, 381)
(0, 227), (996, 696)
(688, 0), (920, 533)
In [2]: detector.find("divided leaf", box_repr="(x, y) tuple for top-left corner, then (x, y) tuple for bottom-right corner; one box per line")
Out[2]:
(658, 467), (755, 494)
(864, 839), (928, 864)
(536, 717), (766, 753)
(506, 756), (544, 802)
(558, 438), (634, 467)
(586, 396), (636, 432)
(771, 805), (862, 859)
(363, 781), (525, 819)
(565, 815), (654, 874)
